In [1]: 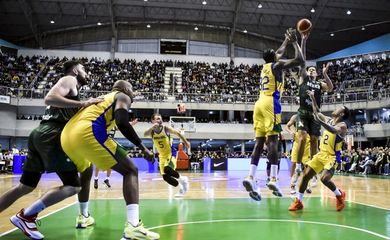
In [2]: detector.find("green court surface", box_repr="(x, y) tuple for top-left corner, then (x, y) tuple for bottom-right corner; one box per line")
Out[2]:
(1, 198), (389, 240)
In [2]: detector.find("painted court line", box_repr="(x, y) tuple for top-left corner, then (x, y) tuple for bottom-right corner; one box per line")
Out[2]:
(0, 201), (77, 237)
(148, 219), (390, 239)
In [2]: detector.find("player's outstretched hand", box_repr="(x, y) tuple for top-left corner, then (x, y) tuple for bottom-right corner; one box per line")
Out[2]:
(130, 118), (139, 126)
(322, 62), (331, 75)
(143, 148), (155, 163)
(82, 97), (104, 107)
(287, 28), (297, 43)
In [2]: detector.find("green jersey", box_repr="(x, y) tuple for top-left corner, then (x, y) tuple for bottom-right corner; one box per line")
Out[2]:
(298, 75), (322, 112)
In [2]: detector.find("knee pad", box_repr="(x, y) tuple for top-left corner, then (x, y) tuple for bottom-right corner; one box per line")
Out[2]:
(162, 174), (179, 187)
(164, 166), (179, 178)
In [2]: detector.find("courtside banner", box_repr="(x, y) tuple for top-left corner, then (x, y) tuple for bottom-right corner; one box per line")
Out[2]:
(0, 95), (10, 104)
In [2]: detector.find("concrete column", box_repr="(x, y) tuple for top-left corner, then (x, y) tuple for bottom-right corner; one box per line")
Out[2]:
(228, 110), (234, 122)
(241, 140), (245, 155)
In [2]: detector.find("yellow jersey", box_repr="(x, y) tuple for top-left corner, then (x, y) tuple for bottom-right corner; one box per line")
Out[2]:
(319, 120), (344, 160)
(259, 63), (284, 98)
(152, 126), (176, 157)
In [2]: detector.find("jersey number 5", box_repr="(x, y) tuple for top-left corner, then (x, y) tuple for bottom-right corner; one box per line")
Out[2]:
(260, 76), (270, 91)
(158, 141), (164, 148)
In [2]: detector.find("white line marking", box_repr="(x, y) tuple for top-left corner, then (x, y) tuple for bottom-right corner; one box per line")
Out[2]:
(0, 201), (76, 237)
(148, 219), (390, 239)
(347, 200), (390, 211)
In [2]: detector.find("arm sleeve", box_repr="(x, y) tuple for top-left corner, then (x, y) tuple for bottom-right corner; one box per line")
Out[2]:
(115, 108), (142, 146)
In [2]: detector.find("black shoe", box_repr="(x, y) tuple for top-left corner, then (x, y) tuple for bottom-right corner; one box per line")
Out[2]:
(94, 179), (98, 189)
(103, 179), (111, 188)
(306, 188), (312, 194)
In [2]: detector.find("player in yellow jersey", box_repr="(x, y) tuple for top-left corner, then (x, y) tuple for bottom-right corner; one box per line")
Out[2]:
(144, 113), (191, 197)
(286, 114), (317, 195)
(243, 28), (304, 201)
(61, 80), (160, 240)
(289, 90), (349, 212)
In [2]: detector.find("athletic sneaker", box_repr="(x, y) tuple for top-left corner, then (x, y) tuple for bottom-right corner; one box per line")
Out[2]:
(267, 178), (283, 197)
(103, 179), (111, 188)
(94, 179), (98, 189)
(76, 214), (95, 228)
(10, 209), (44, 240)
(180, 176), (189, 194)
(306, 188), (312, 194)
(175, 188), (185, 198)
(288, 198), (304, 211)
(243, 177), (261, 201)
(336, 190), (346, 212)
(121, 220), (160, 240)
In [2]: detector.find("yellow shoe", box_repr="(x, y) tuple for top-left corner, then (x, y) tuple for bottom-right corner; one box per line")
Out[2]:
(76, 214), (95, 228)
(122, 221), (160, 240)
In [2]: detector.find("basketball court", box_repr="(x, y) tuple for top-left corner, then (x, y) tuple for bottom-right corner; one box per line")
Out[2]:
(1, 171), (389, 240)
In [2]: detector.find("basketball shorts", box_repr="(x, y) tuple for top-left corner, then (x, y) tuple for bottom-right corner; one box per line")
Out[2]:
(306, 151), (336, 174)
(253, 96), (282, 138)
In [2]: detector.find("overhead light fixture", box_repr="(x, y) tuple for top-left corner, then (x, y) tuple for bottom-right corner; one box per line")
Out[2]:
(257, 3), (262, 8)
(50, 20), (55, 24)
(144, 0), (148, 1)
(97, 22), (102, 26)
(346, 10), (351, 15)
(209, 111), (214, 114)
(310, 8), (315, 13)
(194, 26), (199, 31)
(330, 33), (334, 37)
(243, 29), (247, 33)
(202, 0), (207, 5)
(361, 26), (365, 30)
(147, 24), (151, 28)
(383, 108), (387, 111)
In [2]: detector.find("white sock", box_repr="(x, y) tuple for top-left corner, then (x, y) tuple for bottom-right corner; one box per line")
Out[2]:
(24, 200), (46, 216)
(298, 192), (304, 201)
(270, 165), (278, 179)
(334, 189), (341, 197)
(127, 204), (139, 227)
(249, 164), (257, 178)
(79, 202), (89, 217)
(105, 177), (109, 181)
(94, 177), (98, 180)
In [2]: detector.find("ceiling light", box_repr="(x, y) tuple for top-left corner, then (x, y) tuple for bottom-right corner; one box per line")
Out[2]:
(310, 8), (315, 13)
(330, 33), (334, 37)
(346, 10), (351, 15)
(97, 22), (102, 26)
(361, 26), (365, 30)
(50, 20), (55, 24)
(144, 0), (148, 1)
(202, 0), (207, 5)
(257, 3), (262, 8)
(194, 26), (199, 31)
(243, 29), (247, 33)
(147, 24), (151, 28)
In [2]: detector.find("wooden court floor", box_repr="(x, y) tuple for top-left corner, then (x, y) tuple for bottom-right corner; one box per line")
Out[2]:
(0, 170), (389, 239)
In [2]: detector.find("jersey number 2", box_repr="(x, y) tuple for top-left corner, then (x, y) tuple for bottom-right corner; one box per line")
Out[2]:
(323, 135), (329, 145)
(260, 76), (270, 90)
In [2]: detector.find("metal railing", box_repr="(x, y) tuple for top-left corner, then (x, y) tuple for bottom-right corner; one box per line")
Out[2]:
(1, 86), (389, 105)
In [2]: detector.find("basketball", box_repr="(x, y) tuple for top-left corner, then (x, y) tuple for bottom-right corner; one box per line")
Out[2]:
(297, 18), (312, 33)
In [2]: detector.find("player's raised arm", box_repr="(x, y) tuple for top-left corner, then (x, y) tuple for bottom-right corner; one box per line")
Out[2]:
(273, 29), (305, 71)
(320, 62), (334, 92)
(275, 33), (290, 61)
(165, 126), (191, 149)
